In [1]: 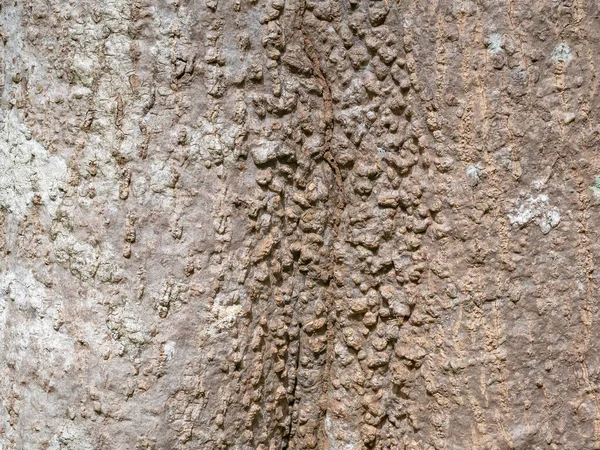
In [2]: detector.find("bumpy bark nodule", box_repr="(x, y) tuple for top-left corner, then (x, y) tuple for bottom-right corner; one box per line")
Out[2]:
(2, 0), (600, 449)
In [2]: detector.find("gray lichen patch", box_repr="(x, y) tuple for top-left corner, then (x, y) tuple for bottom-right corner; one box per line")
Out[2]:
(487, 33), (503, 54)
(0, 111), (67, 221)
(466, 163), (482, 186)
(552, 42), (573, 65)
(590, 176), (600, 198)
(507, 194), (561, 234)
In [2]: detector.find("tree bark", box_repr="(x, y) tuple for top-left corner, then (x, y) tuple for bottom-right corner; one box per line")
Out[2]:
(1, 0), (600, 449)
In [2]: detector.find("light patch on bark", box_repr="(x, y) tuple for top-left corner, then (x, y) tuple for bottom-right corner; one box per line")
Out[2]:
(508, 194), (561, 234)
(0, 111), (67, 221)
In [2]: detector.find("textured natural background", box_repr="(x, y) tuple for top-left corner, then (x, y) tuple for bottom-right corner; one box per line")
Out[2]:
(1, 0), (600, 449)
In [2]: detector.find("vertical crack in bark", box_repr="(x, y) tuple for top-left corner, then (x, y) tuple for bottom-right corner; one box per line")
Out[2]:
(297, 1), (345, 445)
(283, 323), (302, 450)
(302, 27), (345, 221)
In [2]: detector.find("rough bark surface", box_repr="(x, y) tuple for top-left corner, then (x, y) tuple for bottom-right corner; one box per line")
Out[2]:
(1, 0), (600, 449)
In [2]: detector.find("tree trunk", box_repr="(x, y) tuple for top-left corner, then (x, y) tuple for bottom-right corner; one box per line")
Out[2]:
(1, 0), (600, 449)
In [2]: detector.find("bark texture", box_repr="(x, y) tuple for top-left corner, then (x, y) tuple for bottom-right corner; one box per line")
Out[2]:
(1, 0), (600, 449)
